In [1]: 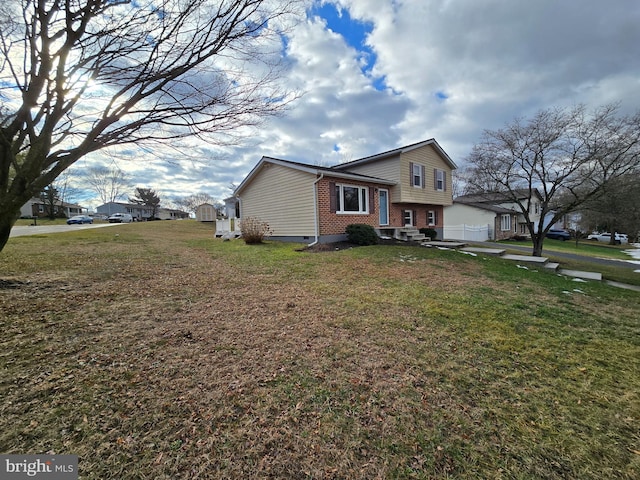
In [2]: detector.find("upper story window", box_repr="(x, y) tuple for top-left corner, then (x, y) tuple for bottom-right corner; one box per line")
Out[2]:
(434, 169), (446, 191)
(411, 163), (424, 188)
(335, 184), (369, 214)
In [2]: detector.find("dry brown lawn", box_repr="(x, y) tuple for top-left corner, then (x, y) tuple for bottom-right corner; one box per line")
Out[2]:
(1, 221), (639, 479)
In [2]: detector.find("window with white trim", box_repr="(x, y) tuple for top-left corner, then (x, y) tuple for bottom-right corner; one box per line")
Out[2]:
(435, 169), (446, 191)
(412, 163), (423, 187)
(427, 210), (437, 226)
(335, 184), (368, 214)
(500, 214), (512, 231)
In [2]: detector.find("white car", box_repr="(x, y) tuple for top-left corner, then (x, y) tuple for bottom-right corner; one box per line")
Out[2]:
(587, 232), (628, 244)
(108, 213), (133, 223)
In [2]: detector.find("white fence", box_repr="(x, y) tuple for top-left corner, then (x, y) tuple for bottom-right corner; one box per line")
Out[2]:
(444, 224), (491, 242)
(214, 218), (241, 237)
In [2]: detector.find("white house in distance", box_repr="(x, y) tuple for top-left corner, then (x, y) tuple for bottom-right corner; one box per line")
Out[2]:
(96, 202), (188, 220)
(444, 189), (543, 241)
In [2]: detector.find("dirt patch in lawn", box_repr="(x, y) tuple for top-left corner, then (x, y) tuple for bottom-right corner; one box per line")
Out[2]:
(299, 238), (422, 252)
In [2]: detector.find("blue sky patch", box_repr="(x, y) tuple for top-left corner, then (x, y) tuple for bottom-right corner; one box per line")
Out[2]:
(311, 2), (385, 91)
(435, 91), (449, 101)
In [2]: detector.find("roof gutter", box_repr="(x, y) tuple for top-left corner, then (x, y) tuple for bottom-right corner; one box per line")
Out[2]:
(308, 173), (324, 247)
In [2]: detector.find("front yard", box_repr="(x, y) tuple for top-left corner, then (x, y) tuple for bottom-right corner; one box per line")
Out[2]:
(1, 221), (638, 479)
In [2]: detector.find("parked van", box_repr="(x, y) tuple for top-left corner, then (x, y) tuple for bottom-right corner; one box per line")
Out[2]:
(108, 213), (133, 223)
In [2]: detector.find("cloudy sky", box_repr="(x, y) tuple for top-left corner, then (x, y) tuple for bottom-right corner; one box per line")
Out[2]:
(72, 0), (640, 209)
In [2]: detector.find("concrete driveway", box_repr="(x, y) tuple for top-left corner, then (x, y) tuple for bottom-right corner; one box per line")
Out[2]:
(9, 223), (123, 238)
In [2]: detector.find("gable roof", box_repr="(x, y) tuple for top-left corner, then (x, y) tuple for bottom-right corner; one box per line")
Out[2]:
(452, 201), (516, 214)
(455, 188), (542, 204)
(332, 138), (458, 171)
(234, 156), (396, 196)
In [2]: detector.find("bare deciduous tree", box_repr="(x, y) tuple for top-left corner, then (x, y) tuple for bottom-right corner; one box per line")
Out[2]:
(465, 104), (640, 256)
(175, 192), (216, 215)
(0, 0), (301, 252)
(85, 166), (131, 207)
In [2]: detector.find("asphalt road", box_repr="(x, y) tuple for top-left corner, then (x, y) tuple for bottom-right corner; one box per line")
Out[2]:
(468, 240), (640, 270)
(9, 223), (123, 238)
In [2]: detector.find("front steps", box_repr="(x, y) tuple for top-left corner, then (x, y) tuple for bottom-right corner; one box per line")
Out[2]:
(397, 228), (425, 242)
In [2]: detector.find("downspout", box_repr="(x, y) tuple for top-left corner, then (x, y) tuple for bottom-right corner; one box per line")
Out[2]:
(308, 173), (324, 247)
(235, 195), (241, 234)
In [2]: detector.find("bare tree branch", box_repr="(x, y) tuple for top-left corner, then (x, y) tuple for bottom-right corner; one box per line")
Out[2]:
(0, 0), (302, 252)
(465, 104), (640, 256)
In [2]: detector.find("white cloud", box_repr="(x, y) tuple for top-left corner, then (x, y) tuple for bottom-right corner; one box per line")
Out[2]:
(60, 0), (640, 207)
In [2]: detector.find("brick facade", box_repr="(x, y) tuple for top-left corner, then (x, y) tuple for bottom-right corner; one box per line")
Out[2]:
(316, 177), (444, 237)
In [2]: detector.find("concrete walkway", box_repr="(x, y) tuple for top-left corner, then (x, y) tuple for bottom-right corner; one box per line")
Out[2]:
(422, 241), (638, 292)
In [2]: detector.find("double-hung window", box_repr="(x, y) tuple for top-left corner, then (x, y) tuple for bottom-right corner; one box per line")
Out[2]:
(500, 214), (512, 231)
(427, 210), (437, 226)
(412, 163), (424, 187)
(335, 184), (368, 214)
(434, 169), (446, 191)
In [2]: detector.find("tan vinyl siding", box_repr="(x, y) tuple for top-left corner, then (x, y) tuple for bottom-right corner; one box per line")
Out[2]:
(240, 163), (316, 237)
(337, 155), (402, 203)
(341, 155), (401, 183)
(400, 144), (453, 205)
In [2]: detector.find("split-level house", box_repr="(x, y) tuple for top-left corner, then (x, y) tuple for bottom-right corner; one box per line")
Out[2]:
(233, 139), (457, 244)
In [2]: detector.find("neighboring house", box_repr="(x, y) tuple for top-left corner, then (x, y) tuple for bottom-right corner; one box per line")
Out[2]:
(447, 189), (543, 239)
(545, 211), (581, 232)
(444, 202), (518, 241)
(20, 197), (84, 218)
(157, 208), (190, 220)
(97, 202), (154, 220)
(234, 139), (456, 244)
(195, 203), (216, 222)
(97, 202), (188, 220)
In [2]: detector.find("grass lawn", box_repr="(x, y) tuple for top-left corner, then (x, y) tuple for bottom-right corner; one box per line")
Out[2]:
(500, 238), (636, 261)
(1, 221), (639, 479)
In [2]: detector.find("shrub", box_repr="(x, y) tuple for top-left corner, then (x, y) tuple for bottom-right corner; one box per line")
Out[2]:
(345, 224), (378, 246)
(240, 217), (272, 244)
(419, 227), (438, 240)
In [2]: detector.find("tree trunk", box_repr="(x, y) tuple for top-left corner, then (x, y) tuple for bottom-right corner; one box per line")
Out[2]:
(0, 209), (17, 254)
(531, 233), (544, 257)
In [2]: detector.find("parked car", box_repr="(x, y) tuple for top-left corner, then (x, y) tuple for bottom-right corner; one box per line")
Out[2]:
(108, 213), (133, 223)
(586, 232), (628, 244)
(545, 229), (571, 241)
(66, 215), (93, 225)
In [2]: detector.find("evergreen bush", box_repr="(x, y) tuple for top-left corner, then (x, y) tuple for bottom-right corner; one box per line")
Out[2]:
(346, 224), (379, 246)
(419, 227), (438, 240)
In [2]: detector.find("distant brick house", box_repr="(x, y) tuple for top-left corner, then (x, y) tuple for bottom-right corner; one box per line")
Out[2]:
(233, 139), (457, 244)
